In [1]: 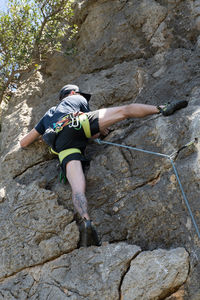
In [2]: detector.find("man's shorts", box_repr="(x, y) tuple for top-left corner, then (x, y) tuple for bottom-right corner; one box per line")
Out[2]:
(54, 110), (100, 175)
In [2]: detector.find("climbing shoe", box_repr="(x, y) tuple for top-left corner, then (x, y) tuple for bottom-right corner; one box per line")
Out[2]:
(157, 100), (188, 116)
(79, 219), (101, 247)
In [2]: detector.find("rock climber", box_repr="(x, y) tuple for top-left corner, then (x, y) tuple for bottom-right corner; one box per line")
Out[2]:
(20, 84), (188, 247)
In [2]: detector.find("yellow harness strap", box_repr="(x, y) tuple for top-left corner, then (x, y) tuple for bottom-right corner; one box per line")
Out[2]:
(50, 114), (90, 163)
(79, 114), (91, 138)
(50, 148), (81, 163)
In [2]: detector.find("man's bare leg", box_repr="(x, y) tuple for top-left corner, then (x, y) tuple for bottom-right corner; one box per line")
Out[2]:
(66, 160), (90, 220)
(98, 104), (159, 130)
(66, 160), (101, 246)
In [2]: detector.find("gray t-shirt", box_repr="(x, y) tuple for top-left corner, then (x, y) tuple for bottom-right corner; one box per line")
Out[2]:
(35, 95), (90, 135)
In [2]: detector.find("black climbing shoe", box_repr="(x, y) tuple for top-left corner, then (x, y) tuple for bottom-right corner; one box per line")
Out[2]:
(157, 100), (188, 116)
(79, 220), (101, 247)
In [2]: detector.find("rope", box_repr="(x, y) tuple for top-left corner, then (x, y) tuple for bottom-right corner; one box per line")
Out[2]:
(95, 138), (200, 240)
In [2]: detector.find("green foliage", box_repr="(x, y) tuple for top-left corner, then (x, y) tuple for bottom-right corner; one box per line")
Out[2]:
(0, 0), (77, 103)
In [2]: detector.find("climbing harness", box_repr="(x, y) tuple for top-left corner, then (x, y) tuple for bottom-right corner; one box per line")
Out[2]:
(78, 113), (91, 138)
(49, 113), (91, 183)
(95, 138), (200, 240)
(53, 112), (91, 138)
(51, 148), (82, 163)
(50, 148), (83, 183)
(46, 112), (91, 156)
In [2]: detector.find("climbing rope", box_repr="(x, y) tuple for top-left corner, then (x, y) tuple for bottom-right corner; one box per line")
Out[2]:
(95, 138), (200, 240)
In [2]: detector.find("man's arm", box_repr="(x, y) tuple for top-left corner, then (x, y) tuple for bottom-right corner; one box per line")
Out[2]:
(20, 128), (41, 148)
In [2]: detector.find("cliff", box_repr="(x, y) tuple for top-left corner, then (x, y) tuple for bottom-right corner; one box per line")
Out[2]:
(0, 0), (200, 299)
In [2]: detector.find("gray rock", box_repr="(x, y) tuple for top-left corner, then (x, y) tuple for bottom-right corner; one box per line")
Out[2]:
(0, 0), (199, 298)
(121, 248), (189, 300)
(0, 181), (79, 279)
(0, 243), (141, 300)
(0, 244), (190, 300)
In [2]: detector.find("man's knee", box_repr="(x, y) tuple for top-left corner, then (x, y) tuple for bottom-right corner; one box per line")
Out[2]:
(120, 105), (130, 119)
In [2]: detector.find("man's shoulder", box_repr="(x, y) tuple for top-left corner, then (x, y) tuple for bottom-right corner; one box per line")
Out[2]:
(44, 106), (56, 116)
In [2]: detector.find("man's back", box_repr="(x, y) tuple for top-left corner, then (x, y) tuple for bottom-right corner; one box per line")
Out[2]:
(35, 95), (90, 135)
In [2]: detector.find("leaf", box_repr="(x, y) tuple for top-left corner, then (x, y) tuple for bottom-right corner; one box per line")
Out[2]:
(0, 0), (77, 103)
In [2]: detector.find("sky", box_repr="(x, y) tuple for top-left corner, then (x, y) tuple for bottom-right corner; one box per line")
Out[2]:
(0, 0), (8, 12)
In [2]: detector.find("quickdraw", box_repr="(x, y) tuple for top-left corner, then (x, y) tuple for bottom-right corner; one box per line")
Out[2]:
(52, 112), (91, 137)
(69, 114), (81, 129)
(53, 113), (80, 133)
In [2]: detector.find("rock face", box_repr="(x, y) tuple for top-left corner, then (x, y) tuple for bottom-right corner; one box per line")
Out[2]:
(0, 181), (79, 279)
(0, 244), (189, 300)
(121, 248), (189, 300)
(0, 0), (200, 299)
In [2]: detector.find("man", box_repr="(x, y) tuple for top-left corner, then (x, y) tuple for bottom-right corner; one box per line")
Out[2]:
(20, 84), (188, 247)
